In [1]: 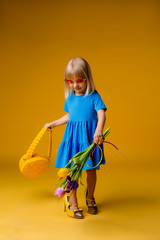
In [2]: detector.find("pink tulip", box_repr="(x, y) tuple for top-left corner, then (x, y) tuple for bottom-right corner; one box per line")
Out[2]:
(54, 187), (65, 198)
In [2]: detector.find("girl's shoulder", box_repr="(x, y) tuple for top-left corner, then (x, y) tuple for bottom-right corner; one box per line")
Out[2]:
(89, 90), (102, 99)
(91, 90), (99, 96)
(90, 90), (107, 111)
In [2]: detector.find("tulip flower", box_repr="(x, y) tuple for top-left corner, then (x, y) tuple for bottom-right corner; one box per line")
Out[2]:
(54, 127), (118, 198)
(58, 168), (69, 178)
(54, 187), (66, 198)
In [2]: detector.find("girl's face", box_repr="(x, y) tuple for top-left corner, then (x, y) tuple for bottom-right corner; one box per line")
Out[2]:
(65, 75), (87, 95)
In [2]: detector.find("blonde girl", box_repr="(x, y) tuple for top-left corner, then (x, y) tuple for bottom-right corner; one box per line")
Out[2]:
(45, 57), (106, 219)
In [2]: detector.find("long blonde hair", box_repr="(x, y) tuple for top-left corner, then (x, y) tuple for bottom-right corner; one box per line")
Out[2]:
(64, 57), (96, 98)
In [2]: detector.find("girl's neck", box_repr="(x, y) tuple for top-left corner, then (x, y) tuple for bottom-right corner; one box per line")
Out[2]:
(74, 92), (85, 96)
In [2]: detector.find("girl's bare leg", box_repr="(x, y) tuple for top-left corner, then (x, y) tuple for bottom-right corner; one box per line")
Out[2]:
(68, 169), (97, 210)
(69, 190), (78, 210)
(86, 169), (97, 199)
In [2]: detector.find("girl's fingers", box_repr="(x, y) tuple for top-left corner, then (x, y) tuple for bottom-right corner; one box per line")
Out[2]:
(94, 135), (100, 144)
(94, 134), (103, 144)
(44, 124), (51, 130)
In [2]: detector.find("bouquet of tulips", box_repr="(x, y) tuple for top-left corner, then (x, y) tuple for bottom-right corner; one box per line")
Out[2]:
(54, 127), (118, 198)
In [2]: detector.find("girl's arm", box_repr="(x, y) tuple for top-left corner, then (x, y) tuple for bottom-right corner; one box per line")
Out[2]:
(45, 113), (69, 130)
(94, 109), (106, 144)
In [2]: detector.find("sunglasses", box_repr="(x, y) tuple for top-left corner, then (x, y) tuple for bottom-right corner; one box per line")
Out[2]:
(64, 78), (87, 84)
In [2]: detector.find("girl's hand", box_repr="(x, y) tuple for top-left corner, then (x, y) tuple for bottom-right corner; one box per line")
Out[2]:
(93, 129), (103, 144)
(44, 114), (69, 130)
(44, 122), (55, 130)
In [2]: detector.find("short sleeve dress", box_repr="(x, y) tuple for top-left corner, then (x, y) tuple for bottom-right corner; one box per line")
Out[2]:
(54, 90), (107, 170)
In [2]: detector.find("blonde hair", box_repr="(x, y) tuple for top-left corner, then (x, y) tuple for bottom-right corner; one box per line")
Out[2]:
(64, 57), (96, 98)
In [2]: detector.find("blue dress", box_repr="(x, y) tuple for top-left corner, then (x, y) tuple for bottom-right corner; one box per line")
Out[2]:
(55, 90), (107, 170)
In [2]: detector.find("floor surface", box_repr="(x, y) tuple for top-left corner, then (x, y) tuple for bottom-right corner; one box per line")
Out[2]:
(1, 162), (160, 240)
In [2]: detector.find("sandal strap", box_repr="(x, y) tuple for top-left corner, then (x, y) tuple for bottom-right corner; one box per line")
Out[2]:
(67, 196), (79, 208)
(73, 208), (83, 213)
(68, 202), (83, 212)
(70, 203), (78, 207)
(88, 204), (97, 207)
(86, 198), (97, 207)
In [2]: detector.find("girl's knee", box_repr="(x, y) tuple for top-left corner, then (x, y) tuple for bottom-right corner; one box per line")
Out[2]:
(86, 169), (96, 176)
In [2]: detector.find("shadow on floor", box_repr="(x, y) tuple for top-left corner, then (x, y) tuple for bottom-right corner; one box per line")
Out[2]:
(98, 193), (160, 212)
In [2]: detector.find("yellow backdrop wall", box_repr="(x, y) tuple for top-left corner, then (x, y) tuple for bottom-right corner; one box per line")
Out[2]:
(0, 0), (159, 168)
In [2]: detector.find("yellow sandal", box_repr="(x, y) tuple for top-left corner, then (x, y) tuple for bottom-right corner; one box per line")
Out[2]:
(63, 196), (84, 219)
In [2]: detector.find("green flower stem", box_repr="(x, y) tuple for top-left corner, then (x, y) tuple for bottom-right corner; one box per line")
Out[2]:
(102, 127), (111, 138)
(58, 127), (111, 191)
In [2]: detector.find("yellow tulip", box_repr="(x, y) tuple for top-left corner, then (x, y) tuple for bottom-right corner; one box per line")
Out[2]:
(58, 168), (69, 178)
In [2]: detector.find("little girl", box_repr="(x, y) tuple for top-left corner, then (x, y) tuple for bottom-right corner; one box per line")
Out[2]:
(45, 57), (107, 219)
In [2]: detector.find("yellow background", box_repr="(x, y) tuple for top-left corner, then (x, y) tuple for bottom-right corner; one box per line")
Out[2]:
(0, 0), (160, 239)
